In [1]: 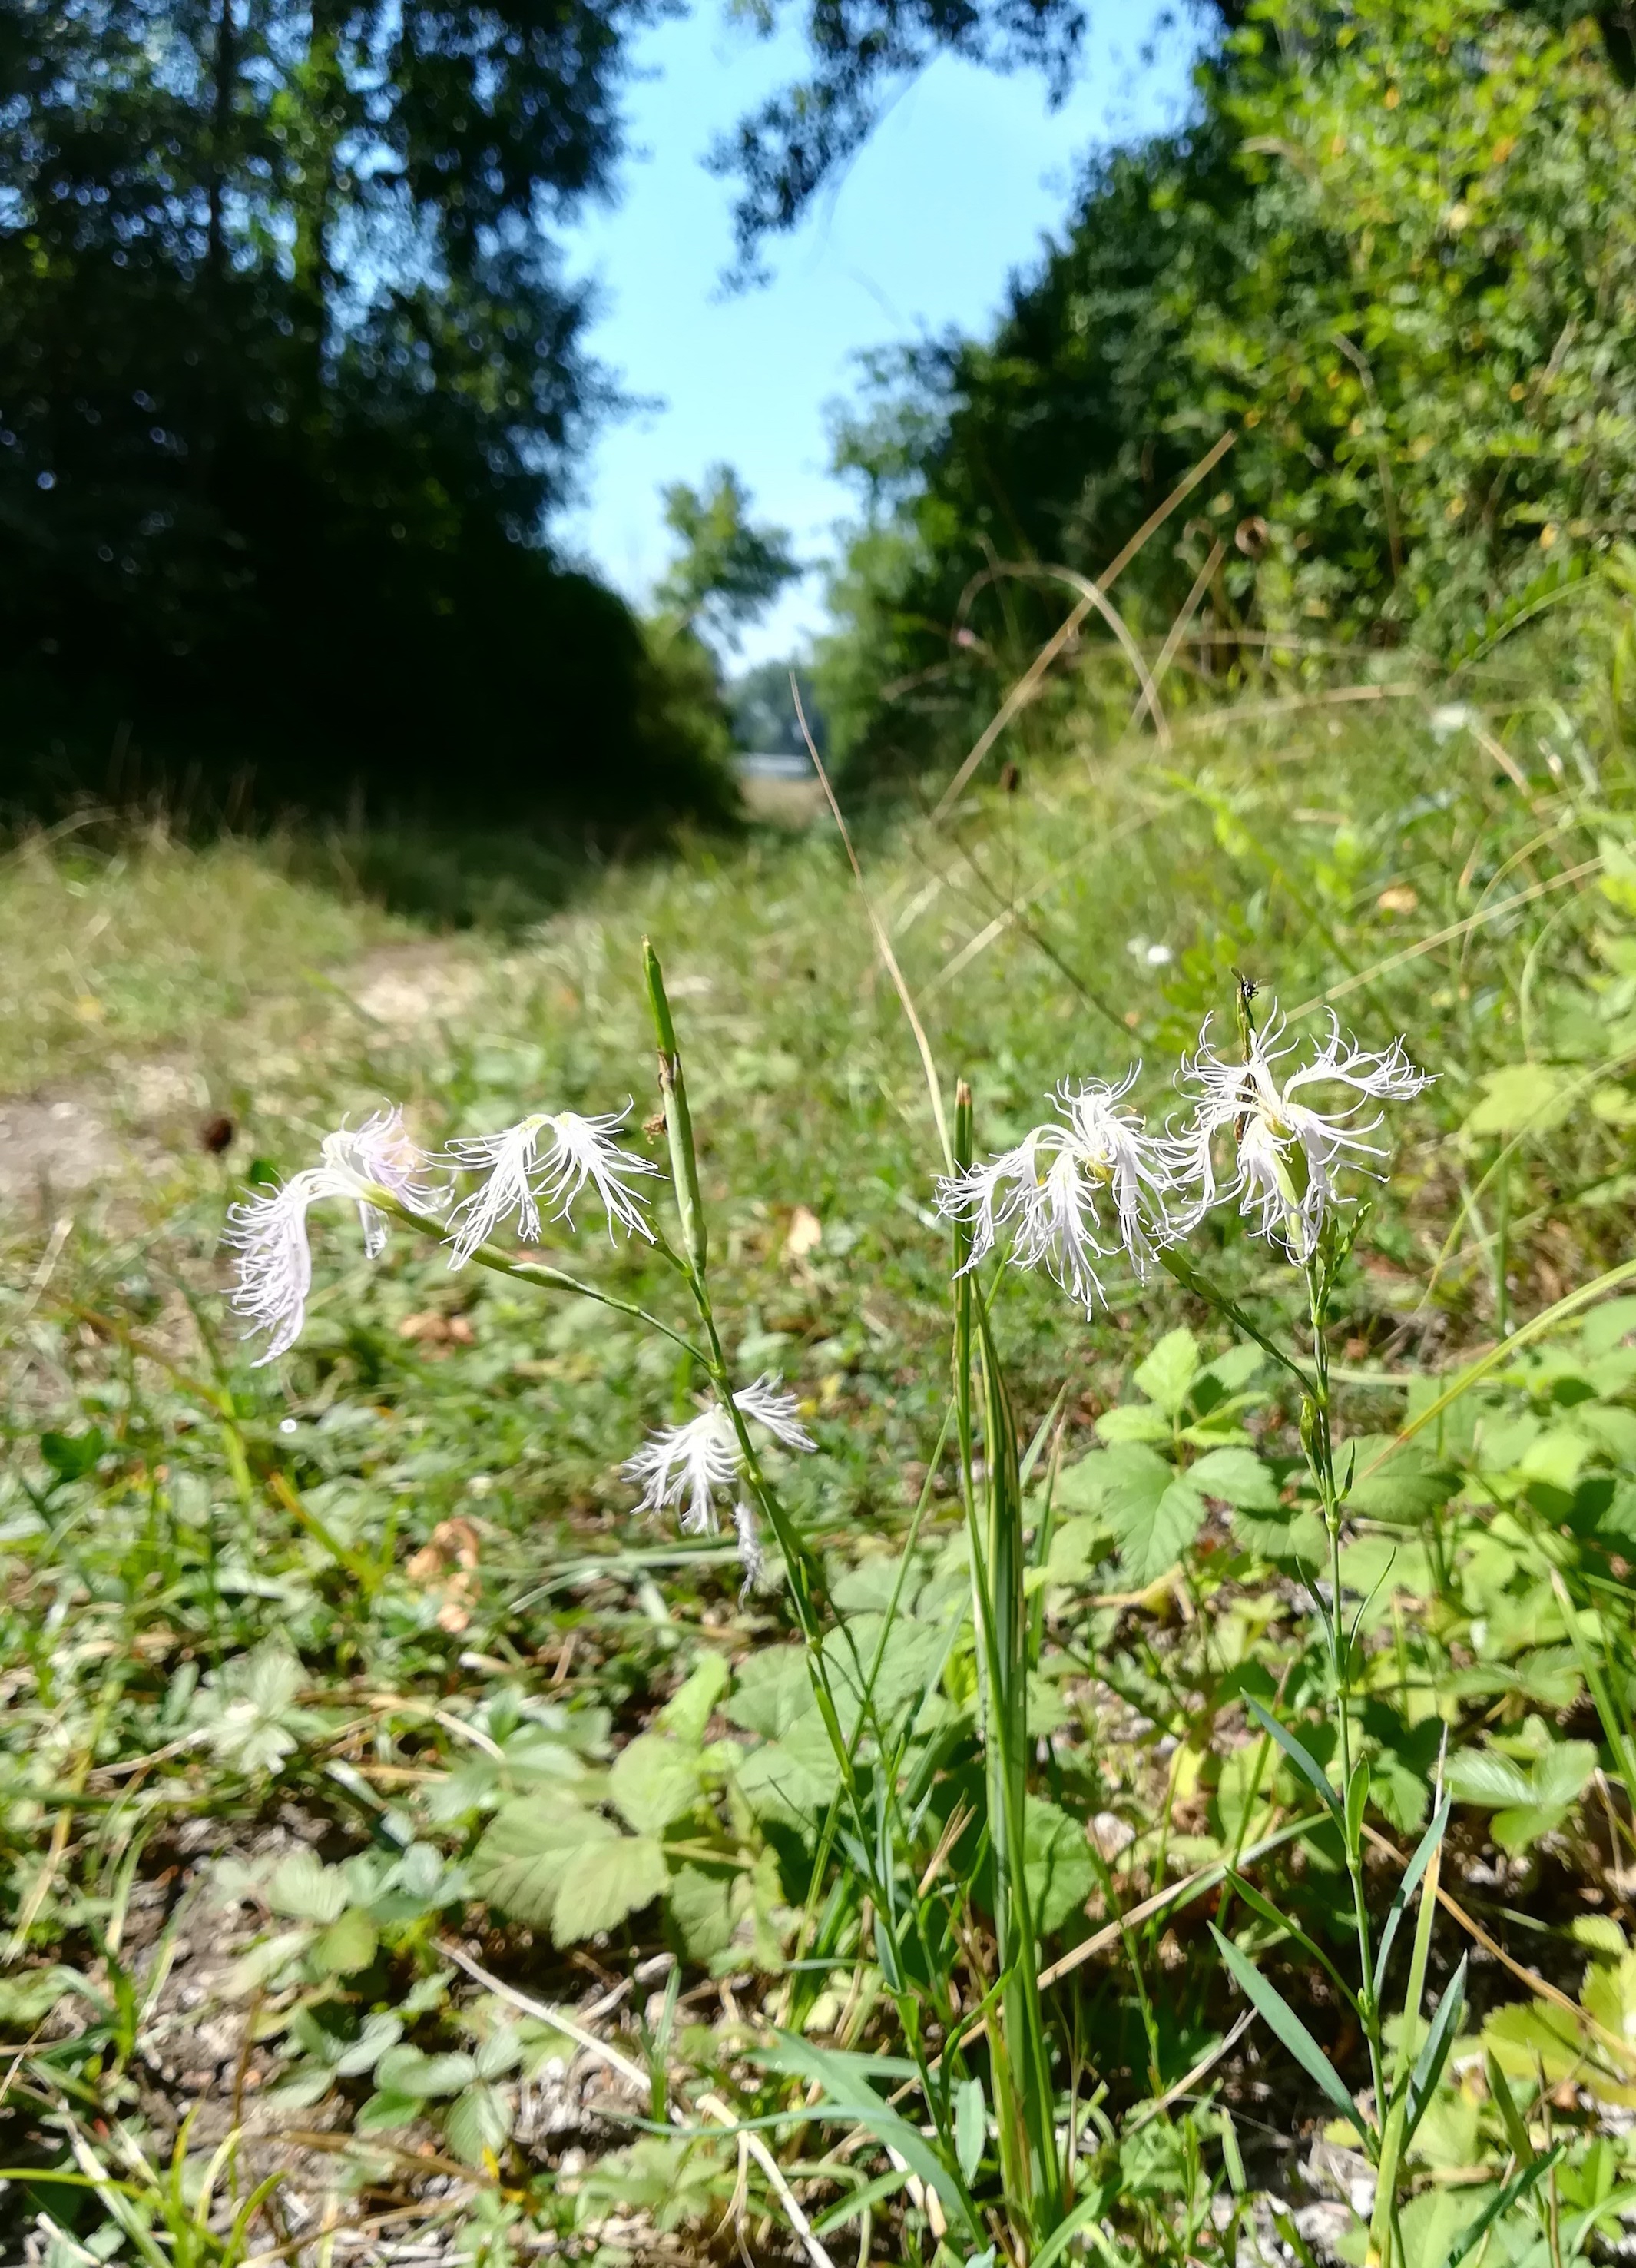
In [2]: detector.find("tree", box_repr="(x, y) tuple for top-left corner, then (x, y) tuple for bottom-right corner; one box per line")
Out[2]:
(656, 466), (803, 648)
(710, 0), (1636, 267)
(816, 0), (1636, 776)
(0, 0), (734, 825)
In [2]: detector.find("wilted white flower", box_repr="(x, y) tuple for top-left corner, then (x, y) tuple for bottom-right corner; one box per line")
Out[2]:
(935, 1069), (1181, 1315)
(225, 1107), (437, 1364)
(624, 1375), (815, 1580)
(1173, 1006), (1432, 1259)
(443, 1108), (659, 1267)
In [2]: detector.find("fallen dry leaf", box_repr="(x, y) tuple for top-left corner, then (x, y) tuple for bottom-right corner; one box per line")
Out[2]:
(784, 1205), (823, 1262)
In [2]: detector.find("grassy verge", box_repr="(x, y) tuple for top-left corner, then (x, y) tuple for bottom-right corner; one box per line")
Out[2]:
(5, 638), (1636, 2264)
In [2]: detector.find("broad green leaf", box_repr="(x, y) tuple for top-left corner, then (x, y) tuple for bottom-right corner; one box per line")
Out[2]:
(313, 1907), (377, 1976)
(1462, 1063), (1575, 1136)
(1534, 1740), (1597, 1810)
(445, 2081), (514, 2166)
(954, 2075), (985, 2183)
(1098, 1454), (1206, 1587)
(657, 1653), (730, 1746)
(1023, 1796), (1095, 1935)
(1134, 1328), (1202, 1416)
(1343, 1440), (1456, 1524)
(1445, 2145), (1564, 2268)
(375, 2045), (476, 2098)
(1032, 1514), (1111, 1591)
(1210, 1925), (1359, 2127)
(469, 1799), (618, 1928)
(333, 2015), (402, 2077)
(1442, 1750), (1533, 1810)
(1095, 1403), (1172, 1444)
(475, 2028), (524, 2081)
(1189, 1447), (1280, 1510)
(551, 1833), (668, 1944)
(1228, 1500), (1326, 1567)
(1197, 1343), (1267, 1394)
(735, 1715), (846, 1828)
(667, 1863), (737, 1961)
(723, 1647), (815, 1738)
(610, 1733), (702, 1835)
(266, 1849), (348, 1925)
(354, 2088), (419, 2134)
(823, 1614), (944, 1719)
(1582, 1297), (1636, 1356)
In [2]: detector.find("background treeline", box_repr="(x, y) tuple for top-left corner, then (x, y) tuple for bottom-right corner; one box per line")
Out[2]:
(0, 0), (734, 827)
(816, 0), (1636, 777)
(9, 0), (1636, 821)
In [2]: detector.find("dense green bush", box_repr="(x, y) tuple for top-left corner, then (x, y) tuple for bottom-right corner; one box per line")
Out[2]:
(819, 0), (1636, 776)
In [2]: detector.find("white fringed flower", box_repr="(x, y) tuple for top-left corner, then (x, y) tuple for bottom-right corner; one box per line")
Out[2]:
(934, 1069), (1181, 1315)
(1173, 1006), (1432, 1259)
(443, 1109), (659, 1267)
(624, 1375), (815, 1579)
(225, 1107), (437, 1364)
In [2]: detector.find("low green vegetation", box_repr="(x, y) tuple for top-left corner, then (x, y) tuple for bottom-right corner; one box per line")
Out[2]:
(4, 589), (1636, 2262)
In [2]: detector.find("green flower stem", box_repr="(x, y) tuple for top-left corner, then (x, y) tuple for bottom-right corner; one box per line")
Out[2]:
(1304, 1255), (1389, 2139)
(369, 1192), (707, 1365)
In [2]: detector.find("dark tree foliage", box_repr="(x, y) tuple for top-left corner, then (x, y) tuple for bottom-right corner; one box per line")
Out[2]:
(0, 0), (730, 825)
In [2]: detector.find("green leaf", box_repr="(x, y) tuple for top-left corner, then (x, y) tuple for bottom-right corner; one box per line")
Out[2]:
(657, 1653), (730, 1746)
(1228, 1500), (1326, 1567)
(723, 1647), (815, 1738)
(1094, 1403), (1172, 1444)
(313, 1907), (377, 1976)
(550, 1833), (669, 1944)
(1023, 1796), (1095, 1935)
(1463, 1063), (1575, 1136)
(333, 2015), (402, 2077)
(1197, 1343), (1267, 1395)
(40, 1427), (107, 1481)
(1444, 2145), (1563, 2268)
(954, 2076), (985, 2183)
(1095, 1449), (1206, 1586)
(1247, 1699), (1341, 1820)
(354, 2088), (419, 2134)
(1534, 1740), (1597, 1810)
(735, 1716), (845, 1828)
(1582, 1298), (1636, 1356)
(1373, 1797), (1451, 2004)
(1343, 1440), (1456, 1524)
(610, 1733), (702, 1835)
(1134, 1328), (1201, 1416)
(755, 2032), (976, 2244)
(376, 2045), (477, 2099)
(667, 1863), (736, 1961)
(445, 2081), (514, 2166)
(1444, 1751), (1534, 1809)
(469, 1799), (619, 1929)
(1209, 1925), (1359, 2128)
(266, 1849), (348, 1925)
(1189, 1447), (1281, 1510)
(1406, 1956), (1467, 2144)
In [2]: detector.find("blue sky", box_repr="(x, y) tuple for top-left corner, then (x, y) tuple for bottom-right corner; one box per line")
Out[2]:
(556, 0), (1204, 664)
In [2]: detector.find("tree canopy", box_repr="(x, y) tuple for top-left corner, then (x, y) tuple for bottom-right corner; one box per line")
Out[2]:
(0, 0), (738, 824)
(815, 0), (1636, 778)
